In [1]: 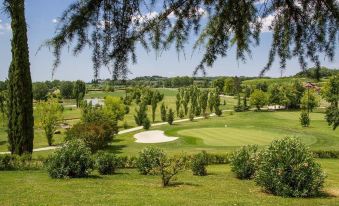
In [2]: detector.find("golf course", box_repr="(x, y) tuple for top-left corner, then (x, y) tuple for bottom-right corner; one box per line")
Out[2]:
(1, 0), (339, 205)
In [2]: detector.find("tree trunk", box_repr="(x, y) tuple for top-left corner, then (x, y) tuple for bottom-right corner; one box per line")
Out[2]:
(7, 0), (34, 155)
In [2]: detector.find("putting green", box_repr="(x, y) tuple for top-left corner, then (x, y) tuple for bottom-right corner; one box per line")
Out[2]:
(177, 127), (316, 146)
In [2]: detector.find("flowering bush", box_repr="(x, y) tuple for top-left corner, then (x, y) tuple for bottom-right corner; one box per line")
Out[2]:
(230, 145), (259, 179)
(255, 137), (325, 197)
(45, 140), (94, 178)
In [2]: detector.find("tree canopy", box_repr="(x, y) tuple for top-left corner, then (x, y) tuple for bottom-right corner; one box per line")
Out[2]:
(47, 0), (339, 80)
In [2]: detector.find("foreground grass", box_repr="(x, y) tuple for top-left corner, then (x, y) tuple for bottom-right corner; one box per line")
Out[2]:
(0, 159), (338, 206)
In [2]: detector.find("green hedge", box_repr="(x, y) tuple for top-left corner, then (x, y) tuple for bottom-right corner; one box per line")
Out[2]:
(312, 150), (339, 159)
(0, 154), (43, 170)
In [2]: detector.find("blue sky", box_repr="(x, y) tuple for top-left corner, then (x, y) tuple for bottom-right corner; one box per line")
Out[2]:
(0, 0), (338, 82)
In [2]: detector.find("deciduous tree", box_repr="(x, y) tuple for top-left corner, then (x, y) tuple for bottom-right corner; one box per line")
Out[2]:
(35, 99), (63, 146)
(73, 80), (86, 108)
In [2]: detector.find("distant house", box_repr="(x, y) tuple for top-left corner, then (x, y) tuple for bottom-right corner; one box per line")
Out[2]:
(85, 98), (105, 107)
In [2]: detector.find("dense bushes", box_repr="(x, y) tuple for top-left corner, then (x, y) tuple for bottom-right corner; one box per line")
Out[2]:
(255, 137), (325, 197)
(137, 147), (165, 175)
(313, 150), (339, 158)
(45, 140), (94, 178)
(67, 105), (118, 152)
(191, 151), (208, 176)
(0, 153), (42, 170)
(231, 145), (259, 179)
(95, 151), (118, 175)
(66, 121), (115, 152)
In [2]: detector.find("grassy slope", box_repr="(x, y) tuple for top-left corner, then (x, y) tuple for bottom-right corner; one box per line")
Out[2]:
(0, 159), (339, 206)
(106, 111), (338, 156)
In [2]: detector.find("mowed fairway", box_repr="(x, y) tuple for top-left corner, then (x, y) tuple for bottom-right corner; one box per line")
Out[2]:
(177, 127), (315, 146)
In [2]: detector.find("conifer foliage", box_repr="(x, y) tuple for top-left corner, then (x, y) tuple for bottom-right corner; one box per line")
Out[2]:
(4, 0), (34, 155)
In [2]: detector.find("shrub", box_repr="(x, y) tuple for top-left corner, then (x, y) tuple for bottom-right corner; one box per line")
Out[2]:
(95, 151), (118, 175)
(123, 121), (129, 129)
(205, 153), (231, 164)
(230, 145), (259, 179)
(45, 140), (94, 178)
(154, 153), (188, 187)
(179, 108), (185, 119)
(167, 108), (174, 125)
(189, 108), (195, 121)
(0, 154), (13, 170)
(65, 121), (115, 152)
(117, 156), (138, 168)
(255, 137), (325, 197)
(191, 151), (208, 176)
(300, 110), (310, 127)
(143, 117), (151, 130)
(137, 147), (165, 175)
(313, 150), (339, 158)
(215, 107), (222, 116)
(0, 154), (43, 170)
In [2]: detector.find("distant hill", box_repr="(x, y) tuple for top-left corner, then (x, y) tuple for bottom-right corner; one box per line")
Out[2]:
(294, 67), (339, 79)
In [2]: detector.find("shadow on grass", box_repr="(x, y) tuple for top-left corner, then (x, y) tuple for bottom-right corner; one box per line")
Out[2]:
(105, 138), (127, 154)
(0, 140), (7, 146)
(166, 181), (201, 187)
(260, 190), (337, 199)
(83, 175), (103, 179)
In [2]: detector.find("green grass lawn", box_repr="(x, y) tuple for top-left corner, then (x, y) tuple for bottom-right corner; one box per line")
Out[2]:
(0, 89), (336, 157)
(1, 159), (339, 206)
(177, 127), (316, 146)
(108, 111), (338, 156)
(0, 89), (339, 205)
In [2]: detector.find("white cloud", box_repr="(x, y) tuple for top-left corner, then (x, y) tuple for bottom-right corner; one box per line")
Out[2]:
(132, 11), (159, 24)
(52, 18), (59, 24)
(168, 7), (206, 19)
(260, 15), (274, 33)
(0, 20), (11, 35)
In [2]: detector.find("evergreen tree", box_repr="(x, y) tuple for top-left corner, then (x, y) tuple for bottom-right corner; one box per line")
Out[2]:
(200, 90), (209, 115)
(208, 91), (215, 113)
(151, 92), (158, 122)
(190, 85), (199, 113)
(322, 76), (339, 130)
(134, 102), (148, 126)
(182, 89), (190, 115)
(167, 108), (174, 125)
(73, 80), (86, 108)
(188, 106), (195, 121)
(5, 0), (34, 155)
(214, 93), (222, 116)
(160, 102), (167, 122)
(175, 93), (181, 117)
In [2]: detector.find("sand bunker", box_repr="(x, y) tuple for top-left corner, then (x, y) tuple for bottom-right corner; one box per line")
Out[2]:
(134, 130), (178, 143)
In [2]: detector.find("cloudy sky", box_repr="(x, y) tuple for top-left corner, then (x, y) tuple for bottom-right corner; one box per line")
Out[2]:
(0, 0), (338, 82)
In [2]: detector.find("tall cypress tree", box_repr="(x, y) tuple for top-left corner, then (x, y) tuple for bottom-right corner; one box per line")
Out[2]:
(5, 0), (34, 155)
